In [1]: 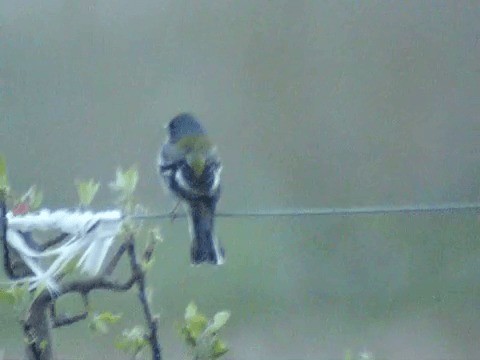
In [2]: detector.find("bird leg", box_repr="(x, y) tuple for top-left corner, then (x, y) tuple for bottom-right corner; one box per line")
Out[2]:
(169, 200), (181, 223)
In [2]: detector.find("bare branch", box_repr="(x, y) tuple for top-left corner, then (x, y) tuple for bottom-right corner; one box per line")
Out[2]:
(52, 310), (88, 328)
(126, 234), (162, 360)
(103, 242), (127, 276)
(1, 196), (162, 360)
(1, 202), (36, 279)
(39, 233), (69, 251)
(50, 293), (90, 328)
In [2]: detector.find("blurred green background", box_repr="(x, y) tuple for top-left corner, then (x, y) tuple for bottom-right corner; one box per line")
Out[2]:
(1, 1), (480, 359)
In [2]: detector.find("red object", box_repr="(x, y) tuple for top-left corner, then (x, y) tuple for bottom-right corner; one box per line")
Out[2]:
(12, 202), (30, 215)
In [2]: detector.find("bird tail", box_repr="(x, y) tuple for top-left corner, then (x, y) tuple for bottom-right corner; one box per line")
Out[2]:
(187, 199), (224, 265)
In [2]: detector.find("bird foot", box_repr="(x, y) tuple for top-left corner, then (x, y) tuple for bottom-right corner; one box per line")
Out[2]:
(169, 201), (181, 223)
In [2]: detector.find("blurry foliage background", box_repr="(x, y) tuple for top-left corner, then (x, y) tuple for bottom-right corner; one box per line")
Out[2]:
(1, 1), (480, 359)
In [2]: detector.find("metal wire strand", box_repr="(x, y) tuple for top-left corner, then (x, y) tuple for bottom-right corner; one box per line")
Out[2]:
(128, 202), (480, 221)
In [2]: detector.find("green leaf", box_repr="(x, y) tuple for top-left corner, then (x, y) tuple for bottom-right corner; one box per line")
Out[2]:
(180, 302), (232, 358)
(96, 311), (122, 324)
(212, 339), (229, 358)
(141, 256), (155, 272)
(89, 312), (122, 334)
(30, 190), (43, 210)
(32, 283), (47, 301)
(0, 288), (16, 305)
(115, 326), (148, 354)
(0, 154), (8, 190)
(24, 336), (35, 345)
(206, 311), (230, 334)
(39, 340), (48, 352)
(344, 349), (353, 360)
(89, 318), (109, 334)
(114, 339), (131, 351)
(11, 283), (29, 303)
(76, 179), (100, 206)
(109, 166), (139, 212)
(180, 326), (197, 347)
(185, 302), (198, 320)
(109, 166), (138, 197)
(0, 154), (10, 201)
(183, 303), (208, 340)
(145, 288), (154, 307)
(150, 227), (163, 243)
(123, 166), (139, 194)
(186, 314), (208, 340)
(61, 257), (80, 276)
(0, 284), (30, 310)
(20, 185), (42, 209)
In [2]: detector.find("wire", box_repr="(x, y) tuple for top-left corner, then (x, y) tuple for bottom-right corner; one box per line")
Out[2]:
(128, 202), (480, 221)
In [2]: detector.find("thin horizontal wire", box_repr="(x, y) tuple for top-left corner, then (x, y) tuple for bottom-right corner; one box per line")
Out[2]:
(128, 202), (480, 221)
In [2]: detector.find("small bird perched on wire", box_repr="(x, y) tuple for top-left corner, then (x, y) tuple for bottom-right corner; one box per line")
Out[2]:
(158, 113), (225, 265)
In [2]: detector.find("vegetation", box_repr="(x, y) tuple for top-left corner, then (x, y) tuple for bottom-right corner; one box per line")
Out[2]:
(0, 155), (230, 360)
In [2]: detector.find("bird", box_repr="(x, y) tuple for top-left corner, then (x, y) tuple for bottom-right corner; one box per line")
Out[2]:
(158, 113), (225, 265)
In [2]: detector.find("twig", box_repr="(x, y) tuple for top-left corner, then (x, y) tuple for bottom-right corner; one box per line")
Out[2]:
(20, 232), (69, 252)
(1, 197), (162, 360)
(1, 199), (16, 279)
(51, 309), (88, 328)
(104, 242), (127, 276)
(126, 234), (162, 360)
(58, 273), (138, 297)
(11, 230), (139, 360)
(39, 233), (69, 251)
(21, 246), (138, 360)
(1, 202), (35, 279)
(50, 294), (90, 328)
(26, 234), (161, 360)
